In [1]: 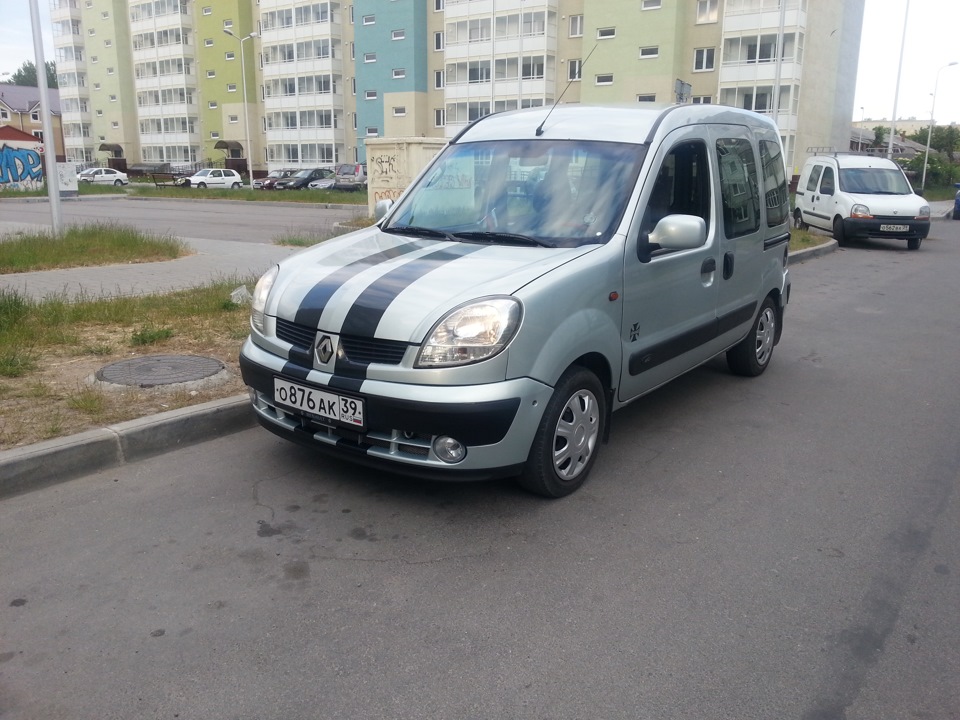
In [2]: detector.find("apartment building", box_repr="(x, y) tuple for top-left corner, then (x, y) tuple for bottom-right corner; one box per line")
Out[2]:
(49, 0), (863, 177)
(0, 85), (66, 159)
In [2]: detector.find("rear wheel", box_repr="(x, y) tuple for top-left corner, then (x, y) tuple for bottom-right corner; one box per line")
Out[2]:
(231, 182), (240, 189)
(833, 217), (847, 247)
(907, 237), (922, 250)
(519, 366), (605, 498)
(727, 296), (777, 377)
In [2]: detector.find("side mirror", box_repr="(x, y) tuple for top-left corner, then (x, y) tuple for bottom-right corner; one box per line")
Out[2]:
(374, 198), (394, 221)
(649, 214), (707, 250)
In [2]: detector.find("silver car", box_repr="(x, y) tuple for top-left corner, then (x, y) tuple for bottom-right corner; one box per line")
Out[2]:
(240, 105), (791, 497)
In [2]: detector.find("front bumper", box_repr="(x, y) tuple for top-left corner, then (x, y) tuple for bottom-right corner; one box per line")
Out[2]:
(239, 338), (553, 481)
(842, 217), (930, 240)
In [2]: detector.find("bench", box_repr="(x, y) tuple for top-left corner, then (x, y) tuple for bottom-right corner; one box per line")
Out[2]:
(151, 173), (186, 189)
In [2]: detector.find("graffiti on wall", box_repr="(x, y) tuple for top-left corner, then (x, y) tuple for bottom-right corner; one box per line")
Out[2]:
(0, 143), (45, 190)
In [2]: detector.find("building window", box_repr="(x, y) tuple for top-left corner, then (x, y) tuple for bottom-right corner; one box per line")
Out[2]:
(351, 77), (356, 95)
(434, 32), (444, 51)
(697, 0), (719, 24)
(435, 70), (444, 88)
(349, 5), (354, 23)
(434, 0), (444, 10)
(392, 29), (405, 40)
(393, 68), (406, 79)
(568, 59), (582, 81)
(107, 67), (114, 75)
(227, 83), (237, 92)
(694, 47), (715, 71)
(596, 73), (614, 85)
(209, 101), (218, 108)
(229, 115), (239, 123)
(88, 28), (95, 36)
(393, 106), (406, 117)
(639, 46), (659, 59)
(202, 6), (212, 15)
(225, 52), (235, 60)
(362, 14), (375, 25)
(30, 111), (40, 121)
(205, 38), (214, 47)
(597, 27), (616, 40)
(365, 90), (377, 100)
(569, 15), (583, 37)
(223, 19), (233, 29)
(207, 70), (216, 78)
(364, 52), (376, 63)
(111, 121), (119, 128)
(90, 55), (98, 63)
(435, 108), (445, 126)
(101, 10), (109, 18)
(637, 94), (656, 102)
(366, 127), (379, 136)
(93, 82), (101, 90)
(109, 94), (117, 102)
(96, 109), (103, 117)
(692, 95), (713, 104)
(104, 39), (112, 47)
(211, 131), (220, 139)
(642, 0), (661, 8)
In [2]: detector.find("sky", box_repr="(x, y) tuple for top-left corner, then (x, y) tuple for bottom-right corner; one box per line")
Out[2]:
(2, 0), (959, 126)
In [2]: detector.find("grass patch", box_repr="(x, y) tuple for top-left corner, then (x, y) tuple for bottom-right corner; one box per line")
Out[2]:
(789, 226), (829, 253)
(127, 184), (368, 205)
(0, 223), (188, 273)
(0, 182), (127, 199)
(67, 386), (107, 416)
(131, 325), (174, 346)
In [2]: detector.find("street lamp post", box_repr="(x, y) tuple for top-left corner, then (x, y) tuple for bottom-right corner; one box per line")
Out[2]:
(921, 61), (958, 193)
(223, 29), (257, 190)
(859, 107), (865, 151)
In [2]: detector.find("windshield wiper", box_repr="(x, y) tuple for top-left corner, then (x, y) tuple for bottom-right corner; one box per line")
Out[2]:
(382, 225), (458, 242)
(452, 230), (554, 248)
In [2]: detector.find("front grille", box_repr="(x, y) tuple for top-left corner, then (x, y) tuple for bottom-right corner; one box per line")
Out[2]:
(340, 335), (409, 366)
(276, 318), (316, 350)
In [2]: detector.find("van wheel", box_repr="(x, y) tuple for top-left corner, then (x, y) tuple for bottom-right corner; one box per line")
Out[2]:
(907, 237), (921, 250)
(727, 296), (777, 377)
(519, 366), (605, 498)
(833, 217), (847, 246)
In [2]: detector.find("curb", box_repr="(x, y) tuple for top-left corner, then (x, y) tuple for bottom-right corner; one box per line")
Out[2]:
(0, 395), (255, 499)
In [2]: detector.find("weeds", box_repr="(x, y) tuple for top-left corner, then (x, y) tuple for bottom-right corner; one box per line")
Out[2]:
(67, 386), (106, 417)
(131, 326), (174, 346)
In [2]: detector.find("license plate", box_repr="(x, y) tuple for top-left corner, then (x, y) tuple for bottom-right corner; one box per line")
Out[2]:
(273, 378), (364, 428)
(879, 224), (909, 232)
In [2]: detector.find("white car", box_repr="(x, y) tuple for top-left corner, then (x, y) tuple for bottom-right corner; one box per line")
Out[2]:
(185, 168), (243, 189)
(77, 167), (129, 186)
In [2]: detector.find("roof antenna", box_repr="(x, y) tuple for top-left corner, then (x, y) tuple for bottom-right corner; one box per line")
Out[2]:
(535, 44), (598, 137)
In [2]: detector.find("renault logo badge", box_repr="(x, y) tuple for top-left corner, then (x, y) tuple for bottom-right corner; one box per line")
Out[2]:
(315, 335), (334, 364)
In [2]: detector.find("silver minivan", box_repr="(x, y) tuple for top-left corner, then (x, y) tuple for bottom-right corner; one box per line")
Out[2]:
(240, 105), (791, 497)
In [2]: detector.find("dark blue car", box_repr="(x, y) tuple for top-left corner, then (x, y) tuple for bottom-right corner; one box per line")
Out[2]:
(954, 182), (960, 220)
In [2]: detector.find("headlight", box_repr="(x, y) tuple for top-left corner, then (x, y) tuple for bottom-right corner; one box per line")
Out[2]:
(251, 265), (279, 333)
(850, 204), (872, 218)
(416, 297), (522, 368)
(917, 206), (930, 219)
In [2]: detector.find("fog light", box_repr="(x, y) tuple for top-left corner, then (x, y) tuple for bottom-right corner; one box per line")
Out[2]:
(433, 436), (466, 463)
(247, 386), (257, 403)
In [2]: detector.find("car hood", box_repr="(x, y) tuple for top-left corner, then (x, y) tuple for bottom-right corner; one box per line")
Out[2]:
(846, 192), (929, 215)
(269, 227), (598, 343)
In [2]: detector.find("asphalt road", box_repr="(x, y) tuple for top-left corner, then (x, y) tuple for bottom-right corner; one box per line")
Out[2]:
(2, 223), (959, 719)
(0, 195), (366, 243)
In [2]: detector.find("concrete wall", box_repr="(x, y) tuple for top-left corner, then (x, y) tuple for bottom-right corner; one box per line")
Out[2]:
(364, 136), (447, 215)
(0, 138), (45, 190)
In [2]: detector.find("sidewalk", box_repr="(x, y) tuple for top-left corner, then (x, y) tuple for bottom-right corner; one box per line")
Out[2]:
(1, 208), (955, 498)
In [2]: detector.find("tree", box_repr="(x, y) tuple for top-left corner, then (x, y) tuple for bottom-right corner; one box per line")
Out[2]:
(872, 125), (887, 149)
(1, 60), (58, 88)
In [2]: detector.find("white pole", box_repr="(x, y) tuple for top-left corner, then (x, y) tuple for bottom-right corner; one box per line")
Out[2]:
(921, 61), (957, 193)
(224, 30), (257, 189)
(29, 0), (62, 234)
(887, 0), (910, 159)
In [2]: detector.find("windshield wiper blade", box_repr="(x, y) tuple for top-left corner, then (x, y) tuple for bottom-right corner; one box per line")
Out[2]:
(382, 225), (458, 242)
(452, 230), (553, 248)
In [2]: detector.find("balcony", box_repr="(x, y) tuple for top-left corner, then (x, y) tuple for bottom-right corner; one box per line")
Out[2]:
(50, 0), (81, 21)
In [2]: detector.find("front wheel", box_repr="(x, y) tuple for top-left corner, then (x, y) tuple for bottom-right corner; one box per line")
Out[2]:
(727, 296), (778, 377)
(519, 366), (606, 498)
(833, 217), (847, 247)
(113, 179), (123, 186)
(197, 182), (207, 189)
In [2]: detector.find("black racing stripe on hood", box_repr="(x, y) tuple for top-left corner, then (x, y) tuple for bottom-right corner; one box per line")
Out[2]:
(338, 243), (486, 339)
(294, 240), (424, 328)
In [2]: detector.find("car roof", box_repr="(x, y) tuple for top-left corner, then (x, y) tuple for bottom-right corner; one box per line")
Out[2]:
(808, 154), (900, 169)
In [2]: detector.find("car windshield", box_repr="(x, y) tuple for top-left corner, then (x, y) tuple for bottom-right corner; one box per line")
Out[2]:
(839, 167), (913, 195)
(195, 169), (210, 177)
(294, 170), (313, 178)
(384, 139), (646, 248)
(267, 171), (283, 178)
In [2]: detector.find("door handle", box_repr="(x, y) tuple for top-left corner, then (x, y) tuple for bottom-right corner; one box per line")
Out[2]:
(723, 252), (735, 279)
(701, 257), (716, 274)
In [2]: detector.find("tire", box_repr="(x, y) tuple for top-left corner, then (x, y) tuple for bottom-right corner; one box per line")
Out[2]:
(231, 182), (240, 189)
(519, 366), (606, 498)
(727, 296), (778, 377)
(113, 179), (123, 186)
(197, 182), (207, 189)
(833, 217), (847, 247)
(907, 237), (921, 250)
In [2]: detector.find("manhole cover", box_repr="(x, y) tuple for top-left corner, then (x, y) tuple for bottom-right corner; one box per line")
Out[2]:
(96, 355), (226, 389)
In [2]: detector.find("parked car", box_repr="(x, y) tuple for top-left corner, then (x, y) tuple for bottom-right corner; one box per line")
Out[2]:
(184, 168), (243, 189)
(308, 171), (337, 190)
(794, 154), (930, 250)
(256, 169), (298, 190)
(953, 182), (960, 220)
(77, 167), (129, 186)
(239, 104), (792, 498)
(275, 167), (334, 190)
(332, 163), (367, 190)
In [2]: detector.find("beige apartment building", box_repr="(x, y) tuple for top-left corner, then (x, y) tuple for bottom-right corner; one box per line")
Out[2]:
(49, 0), (864, 178)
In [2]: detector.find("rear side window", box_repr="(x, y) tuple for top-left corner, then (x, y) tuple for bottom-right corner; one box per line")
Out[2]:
(819, 166), (835, 195)
(806, 165), (823, 192)
(759, 139), (789, 227)
(716, 138), (760, 238)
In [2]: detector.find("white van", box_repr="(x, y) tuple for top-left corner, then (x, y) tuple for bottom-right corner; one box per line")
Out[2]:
(794, 154), (930, 250)
(240, 105), (792, 497)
